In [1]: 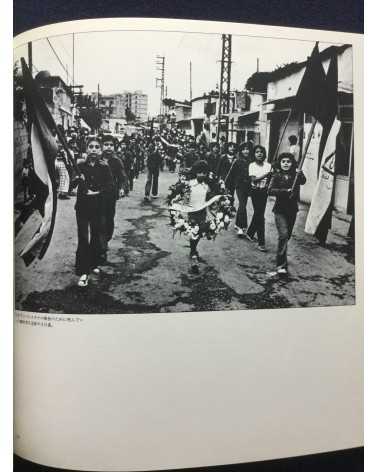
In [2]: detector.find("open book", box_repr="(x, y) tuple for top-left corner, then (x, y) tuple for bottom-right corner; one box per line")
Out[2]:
(13, 17), (363, 471)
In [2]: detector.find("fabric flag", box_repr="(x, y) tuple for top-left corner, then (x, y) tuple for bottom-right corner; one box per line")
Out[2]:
(271, 42), (327, 166)
(304, 118), (341, 236)
(305, 54), (340, 242)
(317, 52), (339, 174)
(17, 58), (58, 265)
(295, 42), (329, 126)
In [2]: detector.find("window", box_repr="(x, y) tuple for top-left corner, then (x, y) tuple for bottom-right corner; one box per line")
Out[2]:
(204, 101), (216, 116)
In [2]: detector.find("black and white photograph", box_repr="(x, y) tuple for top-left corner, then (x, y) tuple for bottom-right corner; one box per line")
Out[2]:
(14, 27), (355, 315)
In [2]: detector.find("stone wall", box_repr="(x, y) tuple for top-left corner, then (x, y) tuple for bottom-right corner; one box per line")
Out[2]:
(14, 120), (28, 176)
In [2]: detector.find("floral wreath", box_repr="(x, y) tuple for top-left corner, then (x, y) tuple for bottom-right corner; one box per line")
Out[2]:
(166, 173), (235, 241)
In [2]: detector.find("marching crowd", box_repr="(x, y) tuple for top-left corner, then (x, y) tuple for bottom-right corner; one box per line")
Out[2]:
(21, 125), (306, 286)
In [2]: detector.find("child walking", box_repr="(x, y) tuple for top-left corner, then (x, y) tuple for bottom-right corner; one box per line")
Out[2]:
(167, 160), (233, 274)
(225, 142), (252, 237)
(187, 162), (211, 271)
(74, 138), (113, 287)
(268, 153), (306, 275)
(55, 147), (71, 200)
(246, 145), (272, 251)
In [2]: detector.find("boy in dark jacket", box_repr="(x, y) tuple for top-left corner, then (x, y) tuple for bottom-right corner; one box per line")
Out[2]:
(100, 135), (127, 251)
(144, 139), (162, 201)
(225, 142), (252, 235)
(74, 138), (113, 286)
(216, 142), (237, 204)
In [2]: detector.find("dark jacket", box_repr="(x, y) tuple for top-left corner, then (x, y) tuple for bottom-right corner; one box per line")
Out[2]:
(268, 171), (306, 215)
(102, 155), (127, 198)
(183, 149), (199, 169)
(147, 145), (162, 170)
(216, 154), (236, 181)
(75, 160), (113, 211)
(121, 146), (136, 172)
(131, 143), (143, 161)
(225, 156), (251, 191)
(205, 151), (221, 174)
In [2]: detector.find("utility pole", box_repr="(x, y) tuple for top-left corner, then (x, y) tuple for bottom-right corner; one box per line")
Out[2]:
(155, 55), (165, 117)
(256, 57), (259, 73)
(97, 83), (101, 133)
(72, 33), (75, 89)
(189, 61), (192, 102)
(28, 42), (32, 73)
(71, 33), (76, 127)
(216, 34), (232, 143)
(69, 84), (84, 127)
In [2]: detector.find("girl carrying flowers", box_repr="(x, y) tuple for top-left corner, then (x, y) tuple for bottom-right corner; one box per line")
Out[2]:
(167, 160), (234, 274)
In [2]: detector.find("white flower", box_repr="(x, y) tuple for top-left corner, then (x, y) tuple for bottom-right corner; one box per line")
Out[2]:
(218, 221), (225, 229)
(224, 215), (230, 224)
(210, 222), (216, 230)
(216, 212), (224, 220)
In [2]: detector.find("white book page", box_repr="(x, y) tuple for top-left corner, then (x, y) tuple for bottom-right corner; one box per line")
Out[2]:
(13, 18), (363, 471)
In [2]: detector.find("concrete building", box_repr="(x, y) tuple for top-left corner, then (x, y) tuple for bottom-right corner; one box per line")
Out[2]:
(125, 90), (148, 123)
(185, 43), (353, 218)
(190, 91), (256, 143)
(171, 101), (192, 132)
(190, 92), (219, 140)
(262, 44), (353, 215)
(35, 72), (74, 130)
(90, 93), (127, 119)
(101, 118), (127, 134)
(89, 90), (148, 124)
(236, 74), (271, 146)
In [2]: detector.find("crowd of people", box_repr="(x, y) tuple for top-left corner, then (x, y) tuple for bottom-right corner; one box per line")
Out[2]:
(20, 124), (306, 285)
(163, 132), (306, 275)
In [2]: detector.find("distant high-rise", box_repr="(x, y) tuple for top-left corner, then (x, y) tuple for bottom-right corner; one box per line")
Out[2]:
(90, 92), (126, 119)
(90, 90), (148, 122)
(125, 90), (148, 123)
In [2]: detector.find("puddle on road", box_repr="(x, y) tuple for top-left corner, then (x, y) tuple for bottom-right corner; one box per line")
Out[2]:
(20, 198), (355, 315)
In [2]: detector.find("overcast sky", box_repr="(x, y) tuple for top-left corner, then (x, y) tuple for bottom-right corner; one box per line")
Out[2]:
(14, 30), (340, 116)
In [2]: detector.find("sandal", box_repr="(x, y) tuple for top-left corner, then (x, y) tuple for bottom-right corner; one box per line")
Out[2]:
(78, 274), (89, 287)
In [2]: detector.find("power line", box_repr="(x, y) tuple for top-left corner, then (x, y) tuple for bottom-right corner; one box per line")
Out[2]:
(56, 37), (72, 64)
(53, 36), (74, 85)
(46, 38), (73, 83)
